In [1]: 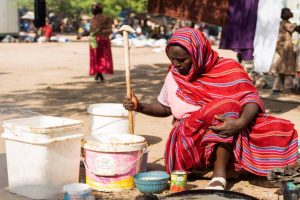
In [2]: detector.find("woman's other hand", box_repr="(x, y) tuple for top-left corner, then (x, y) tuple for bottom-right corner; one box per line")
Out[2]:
(209, 115), (247, 137)
(209, 103), (259, 137)
(123, 90), (139, 111)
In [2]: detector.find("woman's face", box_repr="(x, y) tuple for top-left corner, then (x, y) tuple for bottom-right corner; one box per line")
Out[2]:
(167, 45), (192, 75)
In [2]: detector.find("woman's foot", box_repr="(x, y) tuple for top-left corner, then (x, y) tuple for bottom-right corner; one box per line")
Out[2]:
(94, 74), (99, 81)
(95, 73), (105, 82)
(206, 143), (231, 190)
(205, 176), (227, 190)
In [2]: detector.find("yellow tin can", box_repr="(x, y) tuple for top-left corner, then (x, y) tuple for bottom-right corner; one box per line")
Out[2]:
(170, 170), (187, 192)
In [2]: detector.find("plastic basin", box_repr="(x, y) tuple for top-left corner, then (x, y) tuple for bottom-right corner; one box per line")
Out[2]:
(134, 171), (169, 194)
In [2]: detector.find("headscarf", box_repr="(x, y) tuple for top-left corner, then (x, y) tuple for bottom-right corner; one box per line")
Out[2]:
(166, 28), (264, 111)
(167, 28), (219, 81)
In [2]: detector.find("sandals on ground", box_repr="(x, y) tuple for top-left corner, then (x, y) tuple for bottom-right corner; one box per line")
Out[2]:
(205, 177), (227, 190)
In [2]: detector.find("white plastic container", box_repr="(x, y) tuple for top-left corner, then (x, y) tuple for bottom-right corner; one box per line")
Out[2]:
(1, 116), (83, 199)
(87, 103), (131, 135)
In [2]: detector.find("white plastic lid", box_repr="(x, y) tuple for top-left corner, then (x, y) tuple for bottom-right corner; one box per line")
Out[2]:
(87, 103), (128, 117)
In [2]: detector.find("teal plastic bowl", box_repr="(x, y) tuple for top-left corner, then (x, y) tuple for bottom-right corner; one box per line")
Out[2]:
(134, 171), (170, 194)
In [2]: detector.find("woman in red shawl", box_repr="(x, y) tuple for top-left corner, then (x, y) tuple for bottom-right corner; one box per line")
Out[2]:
(123, 28), (298, 190)
(89, 2), (113, 82)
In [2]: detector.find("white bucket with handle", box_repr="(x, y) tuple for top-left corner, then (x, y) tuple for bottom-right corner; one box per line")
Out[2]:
(87, 103), (132, 135)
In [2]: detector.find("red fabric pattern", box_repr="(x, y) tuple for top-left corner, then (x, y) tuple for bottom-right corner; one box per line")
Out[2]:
(165, 99), (298, 176)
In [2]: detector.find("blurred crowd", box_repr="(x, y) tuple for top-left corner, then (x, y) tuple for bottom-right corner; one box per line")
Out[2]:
(16, 6), (221, 46)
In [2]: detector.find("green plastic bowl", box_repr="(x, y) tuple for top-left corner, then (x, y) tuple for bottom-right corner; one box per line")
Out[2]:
(134, 171), (170, 194)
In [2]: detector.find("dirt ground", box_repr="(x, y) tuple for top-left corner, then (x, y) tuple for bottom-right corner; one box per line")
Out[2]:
(0, 38), (299, 200)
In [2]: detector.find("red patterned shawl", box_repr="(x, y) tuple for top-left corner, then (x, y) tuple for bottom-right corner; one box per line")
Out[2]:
(166, 28), (264, 110)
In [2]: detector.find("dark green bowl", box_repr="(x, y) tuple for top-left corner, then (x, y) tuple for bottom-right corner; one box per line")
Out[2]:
(134, 171), (170, 194)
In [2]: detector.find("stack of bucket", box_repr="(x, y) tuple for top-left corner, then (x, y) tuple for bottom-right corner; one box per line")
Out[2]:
(1, 115), (83, 199)
(85, 103), (147, 191)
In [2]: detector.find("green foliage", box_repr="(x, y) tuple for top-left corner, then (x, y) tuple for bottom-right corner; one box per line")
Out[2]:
(17, 0), (147, 18)
(18, 0), (34, 10)
(101, 0), (147, 17)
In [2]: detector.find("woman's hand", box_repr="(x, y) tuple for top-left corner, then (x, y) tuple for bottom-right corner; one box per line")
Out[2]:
(209, 103), (259, 137)
(123, 90), (139, 111)
(209, 115), (247, 137)
(122, 91), (172, 117)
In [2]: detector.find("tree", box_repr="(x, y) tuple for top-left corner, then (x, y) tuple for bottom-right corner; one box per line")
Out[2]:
(18, 0), (34, 10)
(17, 0), (147, 18)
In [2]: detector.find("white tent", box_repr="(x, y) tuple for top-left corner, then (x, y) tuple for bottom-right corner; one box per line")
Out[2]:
(0, 0), (19, 37)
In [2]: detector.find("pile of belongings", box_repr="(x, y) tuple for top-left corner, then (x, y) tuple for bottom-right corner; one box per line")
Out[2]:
(268, 165), (300, 200)
(1, 35), (18, 43)
(267, 165), (300, 185)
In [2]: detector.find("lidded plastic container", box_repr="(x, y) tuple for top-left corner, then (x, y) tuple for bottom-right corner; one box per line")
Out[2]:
(2, 116), (83, 199)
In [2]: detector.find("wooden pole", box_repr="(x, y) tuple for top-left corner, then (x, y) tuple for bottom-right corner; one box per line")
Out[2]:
(119, 25), (136, 134)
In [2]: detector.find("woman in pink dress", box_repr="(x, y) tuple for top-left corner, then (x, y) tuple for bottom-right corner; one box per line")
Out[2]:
(89, 2), (113, 82)
(123, 28), (298, 190)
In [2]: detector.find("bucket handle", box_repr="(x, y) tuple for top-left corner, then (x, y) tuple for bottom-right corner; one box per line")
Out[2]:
(91, 118), (129, 133)
(0, 108), (44, 117)
(83, 148), (147, 176)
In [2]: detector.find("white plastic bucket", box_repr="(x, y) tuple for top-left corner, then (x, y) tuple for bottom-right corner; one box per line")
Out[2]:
(63, 183), (92, 200)
(1, 116), (83, 199)
(83, 133), (147, 191)
(87, 103), (131, 135)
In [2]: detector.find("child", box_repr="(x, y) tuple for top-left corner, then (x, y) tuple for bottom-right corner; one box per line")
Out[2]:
(271, 8), (300, 95)
(43, 18), (53, 42)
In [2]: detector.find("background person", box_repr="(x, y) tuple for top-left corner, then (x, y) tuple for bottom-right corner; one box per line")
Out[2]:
(89, 2), (113, 82)
(271, 8), (300, 95)
(43, 18), (53, 42)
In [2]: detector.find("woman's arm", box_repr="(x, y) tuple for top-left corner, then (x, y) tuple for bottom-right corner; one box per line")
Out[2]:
(238, 103), (260, 128)
(136, 101), (172, 117)
(123, 91), (172, 117)
(209, 103), (259, 137)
